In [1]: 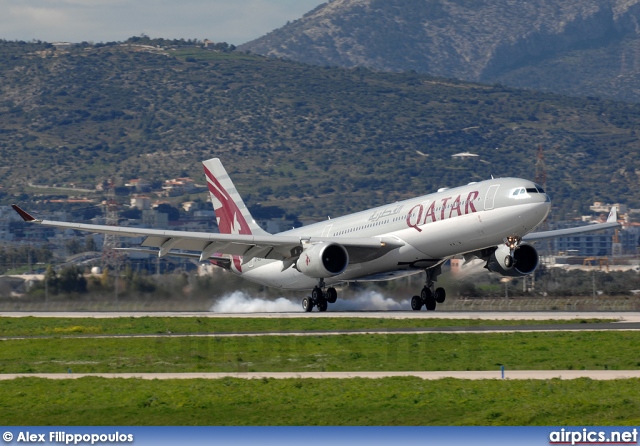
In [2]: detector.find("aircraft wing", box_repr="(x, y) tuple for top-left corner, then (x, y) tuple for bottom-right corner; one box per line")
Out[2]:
(12, 205), (403, 264)
(523, 207), (620, 242)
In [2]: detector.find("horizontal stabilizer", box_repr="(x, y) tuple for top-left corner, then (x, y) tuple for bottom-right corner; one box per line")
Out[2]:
(607, 206), (618, 223)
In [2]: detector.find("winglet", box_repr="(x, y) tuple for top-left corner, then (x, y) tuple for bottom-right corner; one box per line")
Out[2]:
(607, 206), (618, 223)
(11, 204), (37, 222)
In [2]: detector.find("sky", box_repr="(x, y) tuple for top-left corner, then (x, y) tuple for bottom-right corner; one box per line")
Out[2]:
(0, 0), (326, 45)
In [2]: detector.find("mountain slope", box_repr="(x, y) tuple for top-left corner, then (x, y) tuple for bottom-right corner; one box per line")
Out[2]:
(1, 40), (640, 220)
(240, 0), (640, 103)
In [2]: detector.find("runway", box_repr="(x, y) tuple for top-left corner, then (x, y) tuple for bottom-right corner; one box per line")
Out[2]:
(1, 370), (640, 380)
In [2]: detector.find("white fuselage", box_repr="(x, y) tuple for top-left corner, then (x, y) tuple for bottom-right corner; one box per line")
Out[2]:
(232, 177), (551, 290)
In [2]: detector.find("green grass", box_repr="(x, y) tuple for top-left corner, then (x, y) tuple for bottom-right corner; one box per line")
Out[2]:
(1, 332), (638, 374)
(1, 377), (638, 425)
(0, 316), (617, 337)
(1, 317), (637, 425)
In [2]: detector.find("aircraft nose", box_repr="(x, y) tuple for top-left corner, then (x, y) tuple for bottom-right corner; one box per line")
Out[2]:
(533, 190), (551, 203)
(541, 198), (551, 219)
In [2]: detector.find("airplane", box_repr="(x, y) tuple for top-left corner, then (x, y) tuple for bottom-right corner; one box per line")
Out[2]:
(12, 157), (620, 312)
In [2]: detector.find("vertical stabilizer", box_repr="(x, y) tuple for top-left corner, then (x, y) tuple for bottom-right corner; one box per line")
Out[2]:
(202, 158), (270, 236)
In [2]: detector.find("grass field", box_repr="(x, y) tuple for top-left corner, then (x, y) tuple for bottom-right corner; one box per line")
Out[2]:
(1, 331), (638, 374)
(1, 316), (638, 425)
(1, 377), (639, 425)
(0, 316), (616, 337)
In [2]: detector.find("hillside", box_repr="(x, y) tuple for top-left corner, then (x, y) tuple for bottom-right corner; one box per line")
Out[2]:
(1, 39), (640, 221)
(240, 0), (640, 103)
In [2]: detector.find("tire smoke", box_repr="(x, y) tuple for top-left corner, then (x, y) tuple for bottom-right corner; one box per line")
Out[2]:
(210, 291), (300, 312)
(210, 289), (408, 313)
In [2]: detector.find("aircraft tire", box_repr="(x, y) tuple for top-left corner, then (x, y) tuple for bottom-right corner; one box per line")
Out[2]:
(425, 296), (436, 311)
(505, 255), (513, 268)
(420, 287), (432, 301)
(326, 287), (338, 304)
(434, 287), (446, 304)
(302, 297), (313, 312)
(411, 295), (423, 311)
(317, 299), (328, 312)
(312, 287), (324, 301)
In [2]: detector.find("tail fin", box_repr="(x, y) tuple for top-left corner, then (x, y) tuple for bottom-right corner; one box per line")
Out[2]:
(202, 158), (270, 236)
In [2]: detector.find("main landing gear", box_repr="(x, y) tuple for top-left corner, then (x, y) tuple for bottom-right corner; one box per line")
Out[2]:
(302, 279), (338, 312)
(411, 266), (446, 311)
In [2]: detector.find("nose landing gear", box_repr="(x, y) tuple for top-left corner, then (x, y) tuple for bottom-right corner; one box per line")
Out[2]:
(503, 236), (522, 269)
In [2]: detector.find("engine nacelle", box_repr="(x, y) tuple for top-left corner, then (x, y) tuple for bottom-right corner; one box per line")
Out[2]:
(485, 243), (539, 277)
(296, 242), (349, 279)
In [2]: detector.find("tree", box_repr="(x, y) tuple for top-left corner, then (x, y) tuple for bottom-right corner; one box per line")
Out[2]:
(58, 266), (87, 294)
(44, 265), (57, 293)
(65, 238), (83, 255)
(84, 236), (97, 252)
(155, 203), (180, 221)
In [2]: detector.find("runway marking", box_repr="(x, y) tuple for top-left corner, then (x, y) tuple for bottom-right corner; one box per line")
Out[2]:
(1, 371), (640, 380)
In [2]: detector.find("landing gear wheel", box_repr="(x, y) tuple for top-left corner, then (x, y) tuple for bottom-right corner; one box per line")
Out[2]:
(414, 266), (444, 312)
(302, 297), (313, 312)
(504, 255), (513, 268)
(312, 287), (324, 301)
(317, 299), (328, 312)
(424, 295), (437, 311)
(411, 295), (423, 311)
(326, 287), (337, 304)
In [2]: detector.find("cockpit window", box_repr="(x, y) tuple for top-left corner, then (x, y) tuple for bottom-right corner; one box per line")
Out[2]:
(511, 185), (546, 198)
(510, 187), (528, 198)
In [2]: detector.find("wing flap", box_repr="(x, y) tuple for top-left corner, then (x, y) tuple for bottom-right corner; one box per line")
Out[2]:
(115, 247), (232, 270)
(141, 236), (251, 256)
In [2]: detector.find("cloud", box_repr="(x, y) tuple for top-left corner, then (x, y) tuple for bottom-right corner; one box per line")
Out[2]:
(210, 289), (408, 313)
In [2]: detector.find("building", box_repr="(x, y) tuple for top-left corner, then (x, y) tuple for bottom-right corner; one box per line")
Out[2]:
(130, 196), (151, 210)
(590, 202), (628, 215)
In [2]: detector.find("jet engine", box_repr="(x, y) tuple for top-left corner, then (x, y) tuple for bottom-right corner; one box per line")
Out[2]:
(296, 242), (349, 279)
(485, 243), (539, 277)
